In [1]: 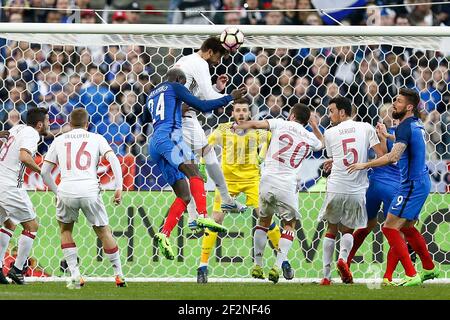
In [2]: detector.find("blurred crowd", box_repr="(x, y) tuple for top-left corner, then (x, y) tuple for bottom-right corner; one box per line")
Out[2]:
(0, 0), (449, 160)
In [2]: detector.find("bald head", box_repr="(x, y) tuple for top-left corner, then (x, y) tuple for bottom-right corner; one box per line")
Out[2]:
(166, 68), (187, 84)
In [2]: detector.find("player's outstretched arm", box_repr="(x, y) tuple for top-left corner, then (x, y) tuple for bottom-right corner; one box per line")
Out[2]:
(173, 83), (246, 113)
(19, 149), (41, 174)
(234, 120), (270, 131)
(347, 142), (407, 173)
(41, 161), (58, 193)
(105, 150), (123, 205)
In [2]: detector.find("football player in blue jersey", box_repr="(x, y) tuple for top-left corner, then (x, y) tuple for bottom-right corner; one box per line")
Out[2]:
(348, 88), (438, 287)
(346, 104), (401, 285)
(147, 68), (245, 260)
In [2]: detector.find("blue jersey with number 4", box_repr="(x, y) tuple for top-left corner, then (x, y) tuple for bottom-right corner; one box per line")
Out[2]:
(147, 81), (232, 134)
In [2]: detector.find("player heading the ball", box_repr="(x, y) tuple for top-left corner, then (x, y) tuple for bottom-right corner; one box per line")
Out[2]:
(147, 68), (246, 261)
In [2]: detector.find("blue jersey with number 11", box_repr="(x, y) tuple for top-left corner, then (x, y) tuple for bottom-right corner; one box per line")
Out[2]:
(147, 81), (232, 134)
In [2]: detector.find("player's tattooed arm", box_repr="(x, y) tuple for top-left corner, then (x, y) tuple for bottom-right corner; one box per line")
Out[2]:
(347, 142), (406, 173)
(387, 142), (407, 163)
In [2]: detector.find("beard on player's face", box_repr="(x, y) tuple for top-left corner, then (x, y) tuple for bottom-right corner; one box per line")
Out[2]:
(392, 108), (407, 120)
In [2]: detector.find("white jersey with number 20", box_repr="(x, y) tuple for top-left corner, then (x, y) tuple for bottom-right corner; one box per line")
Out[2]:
(324, 119), (379, 194)
(262, 119), (323, 192)
(44, 128), (113, 198)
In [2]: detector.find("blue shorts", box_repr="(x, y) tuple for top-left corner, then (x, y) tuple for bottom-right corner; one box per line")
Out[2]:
(149, 129), (196, 186)
(388, 176), (431, 221)
(366, 178), (399, 220)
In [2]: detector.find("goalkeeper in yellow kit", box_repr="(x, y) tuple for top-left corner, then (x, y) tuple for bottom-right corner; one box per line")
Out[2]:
(196, 98), (282, 283)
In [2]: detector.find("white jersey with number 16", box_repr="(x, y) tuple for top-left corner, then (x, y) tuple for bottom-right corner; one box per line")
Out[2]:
(324, 119), (379, 194)
(44, 128), (113, 198)
(262, 118), (323, 192)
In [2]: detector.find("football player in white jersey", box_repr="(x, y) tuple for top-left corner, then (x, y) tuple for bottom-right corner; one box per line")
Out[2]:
(41, 109), (126, 289)
(319, 96), (385, 285)
(0, 108), (49, 285)
(234, 103), (324, 283)
(174, 36), (247, 229)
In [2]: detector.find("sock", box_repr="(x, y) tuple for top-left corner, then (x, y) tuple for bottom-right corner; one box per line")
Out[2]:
(275, 229), (294, 268)
(323, 233), (336, 280)
(189, 176), (208, 217)
(0, 228), (13, 268)
(254, 225), (268, 267)
(347, 227), (371, 266)
(383, 247), (399, 281)
(162, 197), (188, 237)
(199, 228), (218, 267)
(14, 230), (37, 271)
(339, 233), (354, 262)
(186, 196), (199, 223)
(382, 227), (416, 277)
(204, 150), (232, 204)
(401, 227), (434, 270)
(62, 243), (80, 278)
(104, 246), (123, 277)
(267, 222), (281, 250)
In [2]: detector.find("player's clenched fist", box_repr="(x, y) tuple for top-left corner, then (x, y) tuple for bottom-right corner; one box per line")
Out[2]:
(113, 189), (122, 205)
(0, 130), (9, 139)
(230, 86), (247, 100)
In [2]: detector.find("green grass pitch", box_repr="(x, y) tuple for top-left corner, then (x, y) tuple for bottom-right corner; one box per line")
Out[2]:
(0, 282), (449, 300)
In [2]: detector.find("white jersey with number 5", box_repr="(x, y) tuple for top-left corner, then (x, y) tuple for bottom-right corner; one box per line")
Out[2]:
(44, 128), (113, 198)
(324, 119), (379, 194)
(262, 119), (323, 192)
(0, 124), (40, 188)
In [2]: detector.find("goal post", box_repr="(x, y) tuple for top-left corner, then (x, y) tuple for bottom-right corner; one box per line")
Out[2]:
(0, 23), (449, 283)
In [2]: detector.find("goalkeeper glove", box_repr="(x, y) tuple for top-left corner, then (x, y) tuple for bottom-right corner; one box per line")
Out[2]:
(198, 163), (208, 183)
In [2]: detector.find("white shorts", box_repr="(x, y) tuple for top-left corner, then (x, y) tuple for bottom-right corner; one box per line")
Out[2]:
(182, 114), (208, 153)
(259, 181), (300, 222)
(318, 192), (367, 229)
(0, 187), (36, 225)
(57, 195), (109, 227)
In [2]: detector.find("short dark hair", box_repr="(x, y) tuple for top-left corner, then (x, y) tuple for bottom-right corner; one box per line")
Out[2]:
(200, 36), (228, 56)
(291, 103), (311, 126)
(399, 87), (420, 109)
(329, 96), (352, 116)
(233, 97), (250, 106)
(70, 108), (89, 128)
(26, 107), (48, 127)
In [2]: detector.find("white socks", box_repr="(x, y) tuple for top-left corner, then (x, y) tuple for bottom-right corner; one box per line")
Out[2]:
(323, 234), (336, 280)
(104, 247), (123, 277)
(203, 149), (233, 204)
(276, 230), (294, 268)
(254, 226), (268, 267)
(339, 233), (354, 262)
(14, 230), (37, 271)
(62, 244), (80, 278)
(0, 228), (13, 268)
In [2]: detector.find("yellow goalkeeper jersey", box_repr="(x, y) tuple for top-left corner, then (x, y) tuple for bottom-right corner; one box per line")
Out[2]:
(207, 122), (271, 183)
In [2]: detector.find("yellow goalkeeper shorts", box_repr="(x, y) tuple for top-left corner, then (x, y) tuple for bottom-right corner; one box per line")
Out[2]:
(213, 181), (259, 212)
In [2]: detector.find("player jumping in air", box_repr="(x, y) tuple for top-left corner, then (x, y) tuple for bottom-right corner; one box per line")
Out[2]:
(234, 103), (324, 284)
(196, 98), (282, 283)
(0, 108), (49, 285)
(147, 68), (246, 260)
(348, 88), (439, 287)
(41, 108), (127, 289)
(319, 97), (385, 285)
(174, 36), (247, 230)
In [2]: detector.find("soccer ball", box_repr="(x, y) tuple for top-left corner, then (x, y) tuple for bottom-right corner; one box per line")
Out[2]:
(220, 27), (244, 52)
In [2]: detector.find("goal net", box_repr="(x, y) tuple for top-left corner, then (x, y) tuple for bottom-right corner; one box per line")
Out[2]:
(0, 24), (449, 283)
